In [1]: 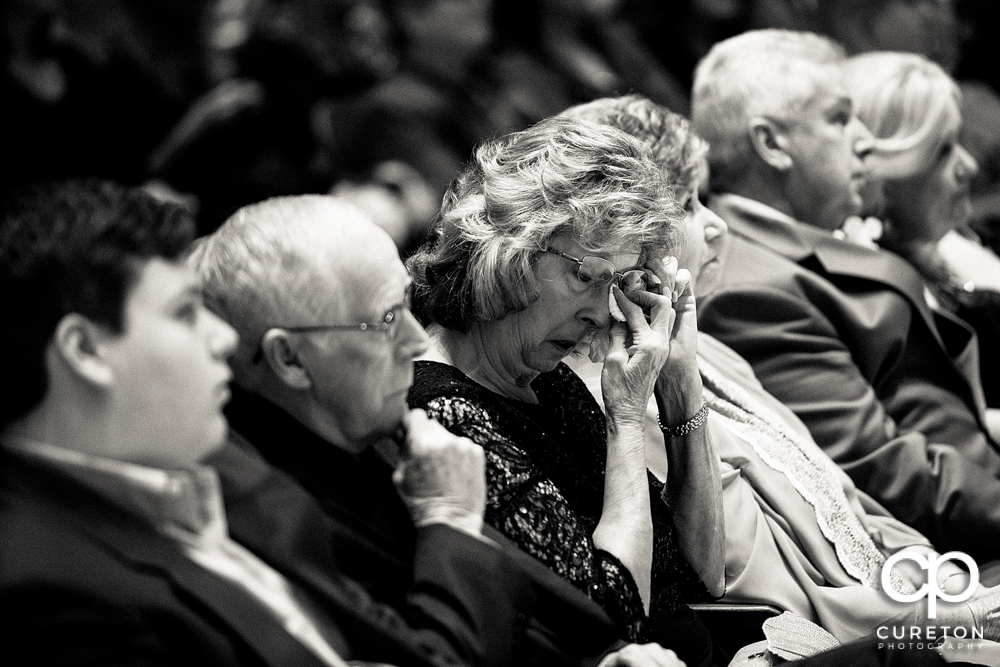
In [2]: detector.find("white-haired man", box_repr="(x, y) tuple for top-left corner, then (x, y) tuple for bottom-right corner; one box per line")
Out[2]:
(691, 29), (1000, 562)
(0, 180), (430, 667)
(194, 194), (691, 667)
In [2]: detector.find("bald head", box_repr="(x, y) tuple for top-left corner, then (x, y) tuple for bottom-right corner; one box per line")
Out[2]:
(193, 194), (399, 383)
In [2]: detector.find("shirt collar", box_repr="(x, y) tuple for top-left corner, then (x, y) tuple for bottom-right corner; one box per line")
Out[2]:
(2, 437), (226, 541)
(712, 193), (803, 228)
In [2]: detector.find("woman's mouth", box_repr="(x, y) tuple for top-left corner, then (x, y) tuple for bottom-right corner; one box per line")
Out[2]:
(549, 339), (578, 354)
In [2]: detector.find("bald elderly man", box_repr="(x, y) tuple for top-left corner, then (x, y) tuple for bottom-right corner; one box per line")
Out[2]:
(193, 194), (690, 667)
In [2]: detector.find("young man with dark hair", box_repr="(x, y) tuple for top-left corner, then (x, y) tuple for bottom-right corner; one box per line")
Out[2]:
(0, 179), (533, 667)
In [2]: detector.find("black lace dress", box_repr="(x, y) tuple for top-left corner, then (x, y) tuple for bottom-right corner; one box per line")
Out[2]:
(408, 360), (714, 653)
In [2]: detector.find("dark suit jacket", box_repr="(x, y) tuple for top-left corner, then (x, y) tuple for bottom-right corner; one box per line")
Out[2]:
(699, 195), (1000, 561)
(221, 386), (629, 667)
(214, 435), (541, 667)
(0, 450), (333, 667)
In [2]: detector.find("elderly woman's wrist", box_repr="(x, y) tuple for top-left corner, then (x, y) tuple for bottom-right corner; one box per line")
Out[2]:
(605, 393), (655, 422)
(655, 374), (705, 422)
(657, 401), (709, 438)
(605, 412), (648, 443)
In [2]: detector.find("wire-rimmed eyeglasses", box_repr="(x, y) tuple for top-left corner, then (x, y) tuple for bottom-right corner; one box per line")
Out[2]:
(545, 248), (648, 291)
(251, 305), (403, 364)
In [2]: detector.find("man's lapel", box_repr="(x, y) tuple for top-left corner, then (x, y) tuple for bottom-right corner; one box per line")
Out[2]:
(29, 462), (338, 667)
(716, 195), (951, 351)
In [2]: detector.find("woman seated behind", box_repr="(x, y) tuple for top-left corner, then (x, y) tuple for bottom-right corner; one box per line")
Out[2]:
(406, 116), (725, 667)
(561, 94), (1000, 646)
(844, 51), (1000, 413)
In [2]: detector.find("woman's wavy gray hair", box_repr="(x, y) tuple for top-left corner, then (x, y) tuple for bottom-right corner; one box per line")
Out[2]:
(408, 116), (682, 332)
(560, 95), (709, 203)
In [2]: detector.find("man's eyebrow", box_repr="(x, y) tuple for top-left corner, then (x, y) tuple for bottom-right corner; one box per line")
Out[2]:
(830, 95), (852, 114)
(168, 283), (202, 306)
(385, 280), (414, 311)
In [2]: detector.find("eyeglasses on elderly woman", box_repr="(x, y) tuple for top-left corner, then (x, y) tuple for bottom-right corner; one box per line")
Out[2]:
(545, 247), (649, 292)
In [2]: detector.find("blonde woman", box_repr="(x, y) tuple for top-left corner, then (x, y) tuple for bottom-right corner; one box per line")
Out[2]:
(845, 51), (1000, 411)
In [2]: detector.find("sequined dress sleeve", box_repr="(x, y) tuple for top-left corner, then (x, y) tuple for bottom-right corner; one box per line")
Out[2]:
(408, 360), (712, 642)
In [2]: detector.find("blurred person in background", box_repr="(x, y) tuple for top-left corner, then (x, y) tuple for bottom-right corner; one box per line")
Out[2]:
(310, 0), (495, 209)
(844, 50), (1000, 411)
(692, 29), (1000, 563)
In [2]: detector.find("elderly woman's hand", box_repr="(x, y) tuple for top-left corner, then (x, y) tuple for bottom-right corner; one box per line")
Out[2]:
(600, 281), (676, 424)
(597, 643), (686, 667)
(634, 255), (703, 428)
(643, 256), (698, 378)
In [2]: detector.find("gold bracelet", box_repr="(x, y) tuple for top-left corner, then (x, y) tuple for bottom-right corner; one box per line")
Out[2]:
(657, 401), (709, 437)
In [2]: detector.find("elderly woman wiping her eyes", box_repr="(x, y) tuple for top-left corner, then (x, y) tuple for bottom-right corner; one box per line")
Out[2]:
(406, 116), (725, 667)
(562, 94), (1000, 658)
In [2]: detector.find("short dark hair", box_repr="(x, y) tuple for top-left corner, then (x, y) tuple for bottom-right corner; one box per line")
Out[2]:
(0, 179), (196, 427)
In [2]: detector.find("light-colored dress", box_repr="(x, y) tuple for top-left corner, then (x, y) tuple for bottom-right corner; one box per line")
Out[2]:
(695, 334), (927, 642)
(568, 333), (949, 644)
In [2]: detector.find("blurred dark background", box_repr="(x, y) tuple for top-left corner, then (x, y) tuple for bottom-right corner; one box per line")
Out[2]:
(4, 0), (999, 253)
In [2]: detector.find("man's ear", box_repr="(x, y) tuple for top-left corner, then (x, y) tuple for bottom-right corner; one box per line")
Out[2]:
(261, 329), (312, 390)
(749, 117), (794, 172)
(52, 313), (114, 387)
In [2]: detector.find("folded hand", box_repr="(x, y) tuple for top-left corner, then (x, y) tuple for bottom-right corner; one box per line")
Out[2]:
(393, 409), (486, 537)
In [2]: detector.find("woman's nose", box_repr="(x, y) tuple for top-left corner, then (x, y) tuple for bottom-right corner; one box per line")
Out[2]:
(851, 117), (876, 161)
(703, 209), (729, 243)
(955, 144), (979, 183)
(579, 284), (612, 329)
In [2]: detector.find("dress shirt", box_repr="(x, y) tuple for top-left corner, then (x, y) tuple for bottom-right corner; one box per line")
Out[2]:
(2, 437), (351, 667)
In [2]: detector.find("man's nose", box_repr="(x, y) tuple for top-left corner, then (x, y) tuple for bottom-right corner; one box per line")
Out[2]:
(851, 116), (876, 162)
(397, 309), (431, 360)
(206, 308), (239, 360)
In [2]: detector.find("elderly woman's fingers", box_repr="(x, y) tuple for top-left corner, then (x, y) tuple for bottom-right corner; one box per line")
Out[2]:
(604, 321), (630, 364)
(669, 269), (698, 328)
(672, 268), (692, 303)
(643, 255), (679, 296)
(615, 284), (673, 318)
(618, 285), (675, 337)
(612, 285), (650, 333)
(639, 258), (665, 294)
